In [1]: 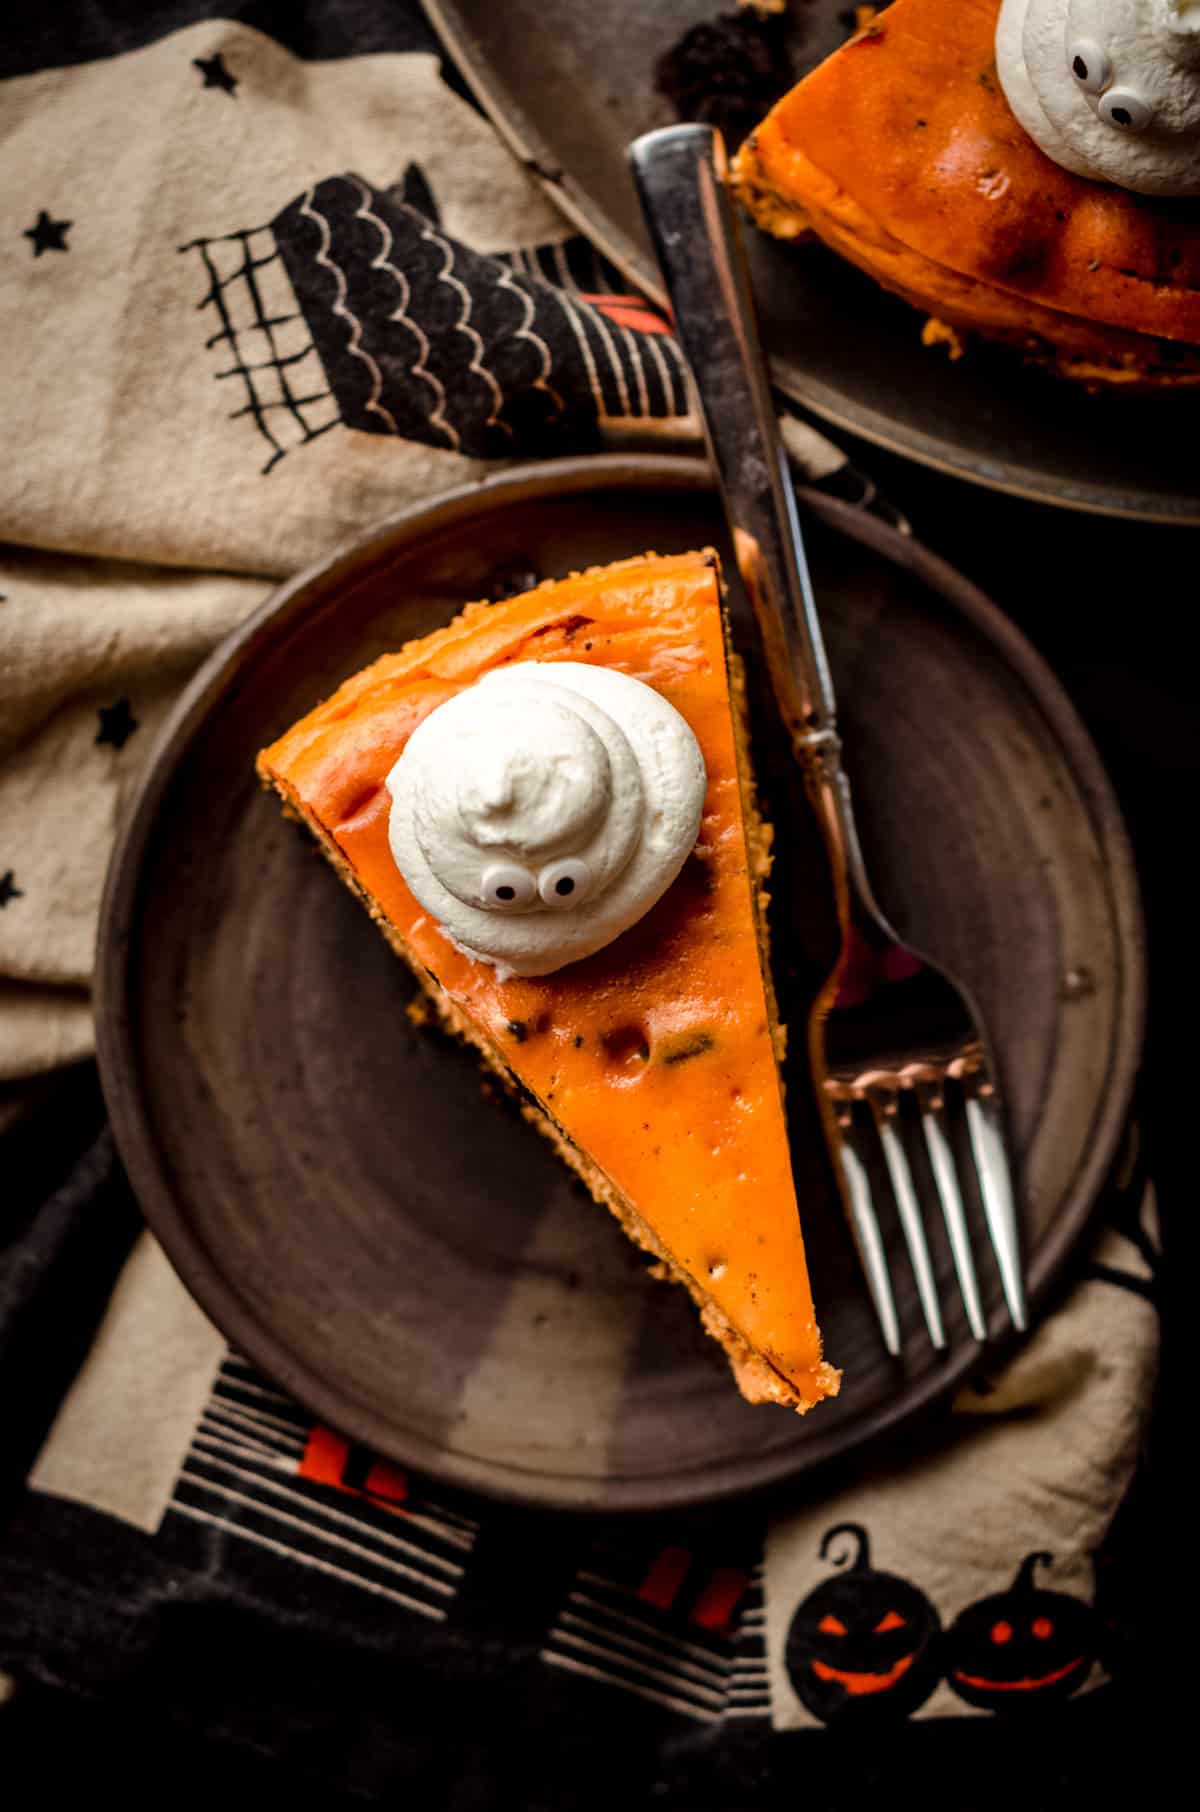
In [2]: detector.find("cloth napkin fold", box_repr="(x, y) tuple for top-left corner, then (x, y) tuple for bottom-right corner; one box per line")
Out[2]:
(0, 9), (715, 1079)
(0, 2), (1161, 1791)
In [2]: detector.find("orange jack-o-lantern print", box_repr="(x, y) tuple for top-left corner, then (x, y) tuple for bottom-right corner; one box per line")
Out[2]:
(784, 1524), (943, 1723)
(946, 1552), (1098, 1712)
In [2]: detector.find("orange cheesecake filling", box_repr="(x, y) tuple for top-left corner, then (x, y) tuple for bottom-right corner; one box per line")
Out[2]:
(260, 551), (838, 1412)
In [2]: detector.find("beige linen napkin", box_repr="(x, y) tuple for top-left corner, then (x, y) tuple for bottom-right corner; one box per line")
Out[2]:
(0, 20), (577, 1081)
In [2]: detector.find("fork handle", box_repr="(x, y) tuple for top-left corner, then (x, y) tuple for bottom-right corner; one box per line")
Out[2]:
(628, 123), (838, 751)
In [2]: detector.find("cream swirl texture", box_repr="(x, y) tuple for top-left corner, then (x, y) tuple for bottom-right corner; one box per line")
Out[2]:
(385, 662), (707, 976)
(997, 0), (1200, 194)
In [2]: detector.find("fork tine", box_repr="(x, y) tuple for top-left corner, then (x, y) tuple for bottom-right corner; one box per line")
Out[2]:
(869, 1095), (946, 1350)
(963, 1081), (1028, 1332)
(915, 1082), (987, 1342)
(832, 1105), (902, 1357)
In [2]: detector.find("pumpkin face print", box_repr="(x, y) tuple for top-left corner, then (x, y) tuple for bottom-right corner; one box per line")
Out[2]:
(946, 1552), (1098, 1712)
(784, 1524), (943, 1724)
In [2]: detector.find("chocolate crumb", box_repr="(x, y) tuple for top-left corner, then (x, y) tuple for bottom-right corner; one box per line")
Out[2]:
(507, 1019), (529, 1043)
(655, 10), (793, 151)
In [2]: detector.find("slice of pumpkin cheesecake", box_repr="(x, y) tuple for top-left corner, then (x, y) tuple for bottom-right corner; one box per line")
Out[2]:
(257, 550), (838, 1414)
(731, 0), (1200, 388)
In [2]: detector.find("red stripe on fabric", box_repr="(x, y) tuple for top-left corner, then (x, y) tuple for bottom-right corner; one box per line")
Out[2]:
(299, 1424), (351, 1490)
(638, 1546), (693, 1610)
(577, 294), (672, 336)
(365, 1458), (409, 1506)
(690, 1567), (751, 1632)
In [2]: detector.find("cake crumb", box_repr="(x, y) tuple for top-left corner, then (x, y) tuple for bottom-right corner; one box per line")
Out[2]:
(922, 316), (966, 361)
(845, 5), (885, 39)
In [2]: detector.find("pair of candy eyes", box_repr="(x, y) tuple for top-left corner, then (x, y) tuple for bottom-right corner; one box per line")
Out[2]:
(482, 858), (592, 911)
(1068, 40), (1153, 132)
(817, 1613), (1056, 1640)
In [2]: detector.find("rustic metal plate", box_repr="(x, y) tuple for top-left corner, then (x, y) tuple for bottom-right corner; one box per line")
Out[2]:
(96, 456), (1144, 1511)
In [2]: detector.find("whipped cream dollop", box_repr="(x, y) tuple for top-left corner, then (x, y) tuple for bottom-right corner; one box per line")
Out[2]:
(996, 0), (1200, 194)
(385, 662), (707, 977)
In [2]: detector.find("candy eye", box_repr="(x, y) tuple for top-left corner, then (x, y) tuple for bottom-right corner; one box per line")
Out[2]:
(1068, 39), (1111, 93)
(1032, 1616), (1054, 1640)
(1099, 89), (1152, 131)
(874, 1610), (906, 1633)
(538, 858), (592, 909)
(991, 1620), (1014, 1645)
(481, 863), (536, 908)
(818, 1614), (847, 1636)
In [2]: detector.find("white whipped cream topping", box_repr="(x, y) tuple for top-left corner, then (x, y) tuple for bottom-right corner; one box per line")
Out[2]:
(997, 0), (1200, 194)
(385, 662), (707, 977)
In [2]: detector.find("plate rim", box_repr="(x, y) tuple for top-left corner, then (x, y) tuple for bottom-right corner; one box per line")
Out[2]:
(95, 452), (1147, 1513)
(423, 0), (1200, 528)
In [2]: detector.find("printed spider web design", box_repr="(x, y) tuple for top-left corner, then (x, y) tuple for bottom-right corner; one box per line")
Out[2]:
(181, 226), (340, 474)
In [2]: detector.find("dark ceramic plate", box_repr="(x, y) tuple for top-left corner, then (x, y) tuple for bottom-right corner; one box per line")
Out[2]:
(96, 456), (1144, 1511)
(425, 0), (1199, 523)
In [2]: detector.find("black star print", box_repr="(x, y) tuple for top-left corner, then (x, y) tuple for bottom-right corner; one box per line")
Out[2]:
(0, 870), (23, 909)
(193, 52), (238, 96)
(24, 211), (72, 257)
(96, 698), (139, 750)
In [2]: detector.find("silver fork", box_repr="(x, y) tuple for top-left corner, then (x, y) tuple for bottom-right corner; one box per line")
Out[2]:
(629, 123), (1026, 1354)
